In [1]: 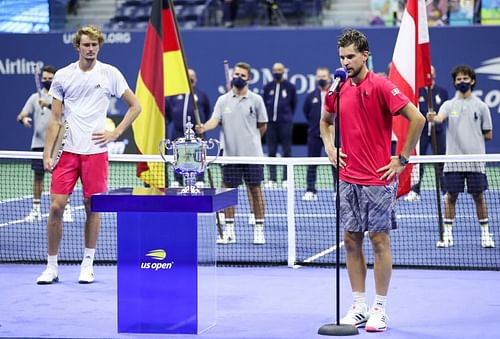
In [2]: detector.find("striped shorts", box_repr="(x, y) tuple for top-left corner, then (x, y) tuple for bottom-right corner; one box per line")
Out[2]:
(339, 179), (398, 233)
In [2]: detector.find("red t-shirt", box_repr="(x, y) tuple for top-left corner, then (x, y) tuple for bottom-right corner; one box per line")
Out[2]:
(324, 71), (409, 185)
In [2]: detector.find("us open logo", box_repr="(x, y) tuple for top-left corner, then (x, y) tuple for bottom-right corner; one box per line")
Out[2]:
(140, 249), (174, 271)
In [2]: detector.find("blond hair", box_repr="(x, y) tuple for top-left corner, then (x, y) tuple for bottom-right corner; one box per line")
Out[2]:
(72, 25), (105, 49)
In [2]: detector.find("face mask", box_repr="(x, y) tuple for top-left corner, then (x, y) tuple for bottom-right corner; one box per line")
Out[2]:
(41, 80), (52, 90)
(317, 79), (328, 88)
(455, 81), (471, 93)
(232, 76), (247, 89)
(272, 72), (283, 81)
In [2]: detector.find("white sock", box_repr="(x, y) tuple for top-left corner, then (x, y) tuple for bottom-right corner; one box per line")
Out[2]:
(225, 219), (234, 230)
(47, 255), (58, 271)
(373, 294), (387, 310)
(33, 199), (41, 211)
(444, 219), (453, 236)
(255, 219), (264, 229)
(353, 291), (367, 306)
(82, 248), (96, 265)
(480, 219), (490, 236)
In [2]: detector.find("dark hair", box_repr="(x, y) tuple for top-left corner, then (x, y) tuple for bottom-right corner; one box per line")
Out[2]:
(337, 28), (370, 53)
(41, 64), (56, 74)
(451, 64), (476, 89)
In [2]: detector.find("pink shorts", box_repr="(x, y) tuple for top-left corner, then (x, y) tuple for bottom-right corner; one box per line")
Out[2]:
(51, 151), (108, 198)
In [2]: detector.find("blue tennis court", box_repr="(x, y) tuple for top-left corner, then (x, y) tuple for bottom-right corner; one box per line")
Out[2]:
(1, 264), (499, 338)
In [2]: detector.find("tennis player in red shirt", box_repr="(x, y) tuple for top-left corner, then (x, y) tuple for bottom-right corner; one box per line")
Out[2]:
(320, 28), (425, 332)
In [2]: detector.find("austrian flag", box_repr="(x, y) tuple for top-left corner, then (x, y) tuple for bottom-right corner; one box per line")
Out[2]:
(388, 0), (432, 197)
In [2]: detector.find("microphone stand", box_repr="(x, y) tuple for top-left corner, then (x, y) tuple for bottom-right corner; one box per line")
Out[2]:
(318, 83), (358, 336)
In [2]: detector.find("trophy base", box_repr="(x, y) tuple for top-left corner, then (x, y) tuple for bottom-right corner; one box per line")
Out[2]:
(178, 185), (203, 195)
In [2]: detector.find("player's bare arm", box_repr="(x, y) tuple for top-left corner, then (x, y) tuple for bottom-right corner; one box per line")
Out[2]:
(92, 89), (141, 145)
(320, 109), (346, 168)
(43, 98), (63, 171)
(378, 102), (425, 180)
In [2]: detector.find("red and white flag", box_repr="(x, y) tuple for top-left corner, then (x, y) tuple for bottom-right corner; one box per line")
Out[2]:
(389, 0), (432, 197)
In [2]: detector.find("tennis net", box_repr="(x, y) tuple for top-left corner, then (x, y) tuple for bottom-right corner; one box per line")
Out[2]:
(0, 151), (499, 270)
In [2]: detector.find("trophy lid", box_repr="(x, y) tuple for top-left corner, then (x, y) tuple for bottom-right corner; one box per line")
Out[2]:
(184, 116), (196, 141)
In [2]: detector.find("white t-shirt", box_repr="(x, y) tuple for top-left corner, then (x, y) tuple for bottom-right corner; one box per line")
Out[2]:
(49, 61), (129, 154)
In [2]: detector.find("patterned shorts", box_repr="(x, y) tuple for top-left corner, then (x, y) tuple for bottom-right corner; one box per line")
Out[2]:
(339, 180), (398, 233)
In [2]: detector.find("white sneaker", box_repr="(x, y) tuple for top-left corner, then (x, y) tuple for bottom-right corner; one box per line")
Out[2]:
(78, 260), (95, 284)
(282, 180), (288, 188)
(216, 233), (227, 244)
(36, 268), (59, 285)
(217, 227), (236, 244)
(195, 181), (205, 188)
(404, 191), (420, 202)
(171, 181), (180, 188)
(25, 208), (42, 222)
(63, 204), (73, 223)
(436, 230), (453, 248)
(216, 225), (227, 244)
(302, 191), (317, 201)
(365, 306), (388, 332)
(264, 180), (277, 189)
(481, 234), (495, 248)
(253, 227), (266, 245)
(248, 213), (255, 225)
(340, 303), (368, 328)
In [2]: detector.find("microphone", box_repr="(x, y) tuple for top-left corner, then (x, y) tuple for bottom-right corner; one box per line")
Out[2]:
(328, 68), (348, 96)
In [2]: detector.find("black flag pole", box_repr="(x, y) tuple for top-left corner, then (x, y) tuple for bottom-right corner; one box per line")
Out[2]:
(169, 0), (223, 238)
(426, 87), (445, 245)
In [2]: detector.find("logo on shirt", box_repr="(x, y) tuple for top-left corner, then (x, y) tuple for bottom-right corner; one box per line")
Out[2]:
(391, 88), (400, 96)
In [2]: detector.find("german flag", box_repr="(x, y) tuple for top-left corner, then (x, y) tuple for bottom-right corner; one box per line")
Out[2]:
(132, 0), (190, 188)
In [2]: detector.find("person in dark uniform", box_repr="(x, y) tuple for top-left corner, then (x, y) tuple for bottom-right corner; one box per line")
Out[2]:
(165, 68), (211, 187)
(302, 66), (336, 201)
(262, 62), (297, 188)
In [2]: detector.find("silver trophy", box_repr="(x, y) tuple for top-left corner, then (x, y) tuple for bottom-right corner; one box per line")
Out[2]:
(159, 117), (220, 195)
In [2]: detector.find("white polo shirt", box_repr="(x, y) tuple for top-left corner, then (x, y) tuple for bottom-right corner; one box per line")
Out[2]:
(211, 89), (268, 157)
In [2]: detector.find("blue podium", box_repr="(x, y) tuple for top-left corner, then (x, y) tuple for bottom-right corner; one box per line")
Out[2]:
(91, 187), (237, 334)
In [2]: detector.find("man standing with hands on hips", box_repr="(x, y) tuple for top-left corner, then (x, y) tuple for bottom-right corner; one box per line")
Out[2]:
(321, 28), (424, 331)
(37, 25), (141, 285)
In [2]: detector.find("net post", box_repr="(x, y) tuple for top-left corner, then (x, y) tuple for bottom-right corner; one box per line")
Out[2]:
(287, 162), (296, 267)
